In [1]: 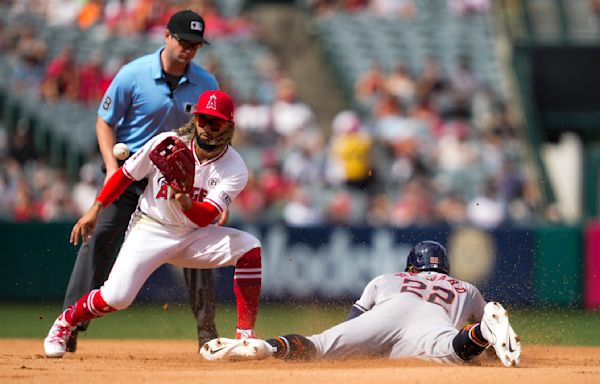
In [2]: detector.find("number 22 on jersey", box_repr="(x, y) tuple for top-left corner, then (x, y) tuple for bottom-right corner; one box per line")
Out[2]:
(400, 278), (457, 307)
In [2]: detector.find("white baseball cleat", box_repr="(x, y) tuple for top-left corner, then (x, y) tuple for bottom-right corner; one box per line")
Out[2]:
(200, 338), (272, 361)
(480, 301), (521, 367)
(44, 314), (75, 358)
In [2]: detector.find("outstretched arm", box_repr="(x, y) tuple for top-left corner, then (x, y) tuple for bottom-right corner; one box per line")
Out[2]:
(71, 167), (132, 245)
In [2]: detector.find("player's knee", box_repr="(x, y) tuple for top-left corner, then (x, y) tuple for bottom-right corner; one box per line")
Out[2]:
(100, 289), (134, 311)
(235, 247), (261, 284)
(236, 247), (261, 268)
(240, 232), (261, 252)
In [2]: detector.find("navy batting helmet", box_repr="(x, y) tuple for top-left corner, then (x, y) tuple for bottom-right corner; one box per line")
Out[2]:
(405, 240), (450, 275)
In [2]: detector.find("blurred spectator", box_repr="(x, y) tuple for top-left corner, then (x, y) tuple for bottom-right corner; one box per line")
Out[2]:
(189, 0), (230, 38)
(38, 170), (76, 221)
(77, 0), (104, 29)
(373, 90), (403, 119)
(385, 61), (415, 106)
(232, 172), (267, 223)
(326, 110), (374, 192)
(325, 190), (354, 225)
(10, 25), (46, 92)
(365, 193), (391, 226)
(234, 96), (275, 147)
(282, 146), (324, 186)
(72, 162), (101, 216)
(371, 0), (416, 19)
(12, 178), (40, 221)
(271, 78), (319, 145)
(435, 119), (478, 172)
(449, 55), (479, 105)
(354, 61), (386, 109)
(466, 179), (506, 228)
(257, 151), (293, 210)
(436, 191), (468, 226)
(448, 0), (490, 16)
(42, 0), (82, 26)
(282, 188), (323, 227)
(471, 84), (502, 133)
(390, 179), (436, 227)
(40, 46), (79, 102)
(78, 51), (108, 105)
(507, 174), (541, 224)
(415, 57), (447, 105)
(8, 121), (37, 165)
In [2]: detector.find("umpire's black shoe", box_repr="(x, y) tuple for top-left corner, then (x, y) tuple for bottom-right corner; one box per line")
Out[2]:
(197, 330), (219, 353)
(65, 331), (78, 352)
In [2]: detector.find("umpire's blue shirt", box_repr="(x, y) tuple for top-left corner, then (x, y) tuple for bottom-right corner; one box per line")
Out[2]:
(98, 47), (218, 153)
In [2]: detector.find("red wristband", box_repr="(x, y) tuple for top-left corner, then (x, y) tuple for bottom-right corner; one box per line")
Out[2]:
(183, 201), (220, 227)
(96, 167), (133, 207)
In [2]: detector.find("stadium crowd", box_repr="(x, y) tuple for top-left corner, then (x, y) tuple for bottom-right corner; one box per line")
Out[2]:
(0, 0), (547, 227)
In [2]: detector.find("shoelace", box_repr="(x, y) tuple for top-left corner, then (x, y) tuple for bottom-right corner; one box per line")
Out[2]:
(48, 325), (70, 343)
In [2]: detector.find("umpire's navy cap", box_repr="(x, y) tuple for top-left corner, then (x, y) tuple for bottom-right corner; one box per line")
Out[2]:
(167, 9), (210, 45)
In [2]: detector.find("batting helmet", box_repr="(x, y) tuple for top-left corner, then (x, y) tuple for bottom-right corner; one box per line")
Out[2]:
(405, 240), (450, 275)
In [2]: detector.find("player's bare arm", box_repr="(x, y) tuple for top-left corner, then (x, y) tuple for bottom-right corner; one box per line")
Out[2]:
(96, 116), (119, 184)
(70, 202), (103, 246)
(216, 207), (229, 226)
(174, 191), (193, 210)
(71, 166), (133, 246)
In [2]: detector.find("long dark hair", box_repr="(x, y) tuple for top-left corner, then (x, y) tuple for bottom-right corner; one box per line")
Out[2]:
(175, 118), (196, 144)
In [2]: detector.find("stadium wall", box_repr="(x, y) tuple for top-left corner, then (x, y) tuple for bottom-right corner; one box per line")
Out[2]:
(0, 222), (586, 307)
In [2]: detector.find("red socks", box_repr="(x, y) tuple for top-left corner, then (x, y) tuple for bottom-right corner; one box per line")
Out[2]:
(64, 289), (116, 326)
(59, 250), (261, 335)
(233, 247), (262, 332)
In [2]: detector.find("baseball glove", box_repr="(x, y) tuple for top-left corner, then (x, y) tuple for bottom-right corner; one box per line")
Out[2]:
(149, 136), (195, 194)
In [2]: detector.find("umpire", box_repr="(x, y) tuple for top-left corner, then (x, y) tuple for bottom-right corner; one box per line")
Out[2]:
(63, 9), (220, 352)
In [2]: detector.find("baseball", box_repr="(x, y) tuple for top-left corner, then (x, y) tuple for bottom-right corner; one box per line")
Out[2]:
(113, 143), (130, 160)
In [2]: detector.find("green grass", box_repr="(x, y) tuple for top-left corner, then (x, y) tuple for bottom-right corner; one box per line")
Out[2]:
(0, 302), (347, 340)
(1, 303), (600, 346)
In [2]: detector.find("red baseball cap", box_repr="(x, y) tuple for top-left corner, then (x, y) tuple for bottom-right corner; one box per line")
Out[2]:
(194, 90), (234, 121)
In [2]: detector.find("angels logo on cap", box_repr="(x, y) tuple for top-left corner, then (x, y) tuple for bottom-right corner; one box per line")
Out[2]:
(194, 90), (235, 121)
(206, 95), (217, 110)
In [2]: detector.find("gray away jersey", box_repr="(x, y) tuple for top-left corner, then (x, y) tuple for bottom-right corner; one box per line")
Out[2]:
(308, 271), (486, 362)
(355, 271), (485, 329)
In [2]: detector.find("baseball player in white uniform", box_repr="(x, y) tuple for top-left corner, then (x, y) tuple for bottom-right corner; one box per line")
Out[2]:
(44, 90), (262, 358)
(200, 241), (521, 367)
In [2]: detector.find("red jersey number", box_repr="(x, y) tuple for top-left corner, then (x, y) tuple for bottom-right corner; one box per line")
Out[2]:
(400, 278), (456, 307)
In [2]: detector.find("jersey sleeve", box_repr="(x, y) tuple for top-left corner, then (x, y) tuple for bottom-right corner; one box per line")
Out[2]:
(121, 134), (165, 180)
(465, 283), (486, 322)
(97, 65), (134, 126)
(203, 163), (248, 213)
(353, 275), (383, 313)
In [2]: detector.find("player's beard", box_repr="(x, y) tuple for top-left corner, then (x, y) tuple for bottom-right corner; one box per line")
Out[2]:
(175, 118), (234, 156)
(194, 122), (234, 156)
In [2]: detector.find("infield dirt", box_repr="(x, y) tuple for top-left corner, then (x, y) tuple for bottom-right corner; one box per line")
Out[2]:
(1, 339), (599, 383)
